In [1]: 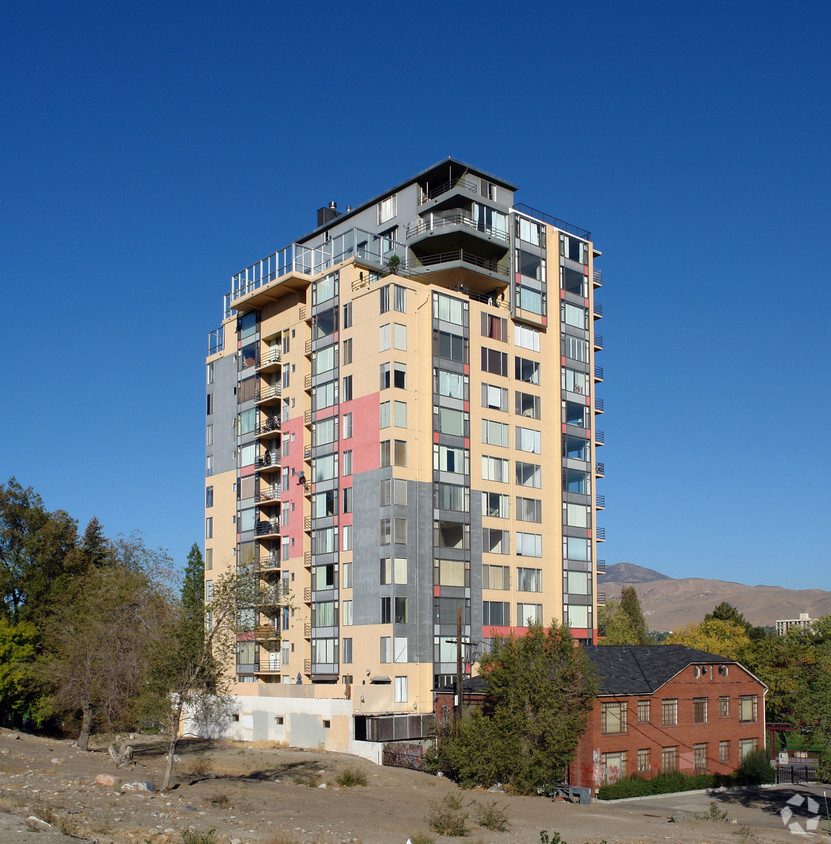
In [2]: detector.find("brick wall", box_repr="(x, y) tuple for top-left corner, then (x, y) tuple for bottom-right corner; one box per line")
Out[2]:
(570, 662), (766, 790)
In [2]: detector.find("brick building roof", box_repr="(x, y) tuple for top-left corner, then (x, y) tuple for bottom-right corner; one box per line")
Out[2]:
(582, 645), (734, 695)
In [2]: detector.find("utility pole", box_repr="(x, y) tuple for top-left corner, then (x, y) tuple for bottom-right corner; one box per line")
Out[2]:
(445, 607), (477, 738)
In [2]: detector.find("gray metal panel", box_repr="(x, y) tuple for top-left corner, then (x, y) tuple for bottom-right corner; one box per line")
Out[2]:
(208, 353), (238, 476)
(353, 468), (385, 626)
(469, 489), (483, 649)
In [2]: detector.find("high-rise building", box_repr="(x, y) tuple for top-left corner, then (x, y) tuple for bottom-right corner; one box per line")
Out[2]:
(204, 158), (604, 750)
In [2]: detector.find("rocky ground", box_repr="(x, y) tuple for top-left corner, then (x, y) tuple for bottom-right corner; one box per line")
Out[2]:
(0, 727), (824, 843)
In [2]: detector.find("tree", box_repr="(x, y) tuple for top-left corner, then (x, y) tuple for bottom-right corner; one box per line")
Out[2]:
(598, 587), (650, 645)
(181, 544), (205, 653)
(41, 560), (169, 750)
(0, 617), (39, 727)
(142, 568), (271, 791)
(705, 601), (748, 628)
(78, 517), (111, 569)
(664, 618), (751, 661)
(0, 478), (78, 623)
(430, 622), (598, 794)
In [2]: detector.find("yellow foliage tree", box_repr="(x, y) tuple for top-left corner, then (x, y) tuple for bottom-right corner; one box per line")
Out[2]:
(665, 618), (751, 660)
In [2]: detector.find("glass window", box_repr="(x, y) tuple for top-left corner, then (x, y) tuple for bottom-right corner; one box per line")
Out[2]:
(515, 426), (541, 453)
(516, 461), (542, 488)
(514, 324), (540, 351)
(435, 521), (469, 549)
(437, 597), (466, 626)
(394, 557), (407, 585)
(380, 636), (391, 663)
(394, 439), (407, 466)
(515, 356), (540, 385)
(719, 741), (730, 762)
(515, 391), (541, 419)
(516, 532), (542, 557)
(482, 456), (509, 482)
(394, 362), (406, 389)
(567, 571), (589, 595)
(563, 368), (589, 395)
(435, 407), (468, 437)
(313, 416), (337, 447)
(482, 491), (509, 519)
(516, 285), (545, 315)
(342, 302), (352, 328)
(433, 292), (465, 325)
(380, 401), (391, 428)
(637, 700), (650, 723)
(662, 699), (678, 727)
(517, 249), (544, 281)
(517, 567), (542, 592)
(566, 536), (590, 561)
(378, 194), (397, 224)
(395, 676), (408, 702)
(342, 412), (352, 439)
(380, 323), (391, 351)
(435, 558), (468, 587)
(434, 482), (469, 511)
(719, 696), (729, 718)
(434, 444), (469, 474)
(394, 517), (407, 544)
(481, 312), (507, 341)
(436, 369), (467, 400)
(342, 450), (352, 475)
(662, 746), (678, 772)
(238, 408), (256, 435)
(739, 738), (758, 761)
(561, 302), (588, 329)
(482, 527), (509, 554)
(483, 565), (509, 590)
(601, 702), (627, 735)
(739, 696), (757, 723)
(693, 698), (708, 724)
(481, 347), (508, 376)
(517, 603), (542, 626)
(394, 284), (406, 313)
(394, 401), (407, 427)
(481, 383), (508, 411)
(483, 601), (510, 626)
(205, 486), (213, 508)
(394, 478), (407, 505)
(516, 497), (542, 523)
(393, 323), (407, 350)
(481, 419), (509, 447)
(563, 335), (589, 362)
(313, 344), (337, 375)
(437, 330), (466, 362)
(342, 638), (352, 663)
(694, 743), (707, 771)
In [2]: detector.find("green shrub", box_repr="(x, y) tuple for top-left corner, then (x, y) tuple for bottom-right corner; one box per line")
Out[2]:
(427, 793), (469, 836)
(598, 771), (724, 799)
(736, 748), (775, 784)
(181, 830), (219, 844)
(408, 834), (434, 844)
(474, 800), (510, 831)
(695, 800), (728, 822)
(335, 767), (367, 787)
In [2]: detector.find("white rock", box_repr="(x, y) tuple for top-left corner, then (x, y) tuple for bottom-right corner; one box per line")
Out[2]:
(26, 816), (52, 830)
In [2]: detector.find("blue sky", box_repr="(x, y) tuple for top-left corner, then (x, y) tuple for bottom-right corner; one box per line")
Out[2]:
(2, 1), (829, 589)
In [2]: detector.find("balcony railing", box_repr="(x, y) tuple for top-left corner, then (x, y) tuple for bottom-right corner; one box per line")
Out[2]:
(208, 327), (224, 355)
(256, 486), (281, 503)
(594, 366), (604, 382)
(256, 452), (280, 470)
(257, 349), (281, 369)
(418, 176), (479, 203)
(255, 519), (280, 536)
(596, 527), (606, 541)
(593, 268), (602, 287)
(258, 556), (281, 572)
(255, 385), (282, 403)
(513, 203), (591, 240)
(597, 559), (606, 573)
(303, 587), (312, 603)
(593, 302), (603, 318)
(596, 494), (605, 509)
(412, 250), (510, 277)
(596, 462), (605, 477)
(253, 624), (281, 643)
(597, 592), (607, 606)
(595, 430), (605, 445)
(594, 334), (604, 350)
(405, 213), (510, 243)
(594, 398), (605, 413)
(255, 417), (281, 437)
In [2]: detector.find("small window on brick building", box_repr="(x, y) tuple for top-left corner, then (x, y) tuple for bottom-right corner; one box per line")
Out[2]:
(739, 738), (758, 760)
(719, 740), (730, 762)
(693, 743), (708, 771)
(637, 748), (650, 773)
(601, 751), (626, 785)
(739, 695), (758, 723)
(662, 699), (678, 727)
(601, 701), (627, 735)
(719, 696), (730, 718)
(661, 746), (678, 773)
(693, 697), (708, 724)
(637, 700), (650, 723)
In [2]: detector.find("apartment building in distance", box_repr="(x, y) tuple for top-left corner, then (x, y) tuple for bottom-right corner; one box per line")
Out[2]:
(203, 159), (605, 756)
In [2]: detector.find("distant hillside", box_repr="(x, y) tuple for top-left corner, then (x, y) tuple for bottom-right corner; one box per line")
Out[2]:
(601, 571), (831, 632)
(603, 562), (673, 584)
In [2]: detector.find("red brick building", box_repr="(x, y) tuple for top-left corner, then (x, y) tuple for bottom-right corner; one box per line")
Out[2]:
(571, 646), (767, 792)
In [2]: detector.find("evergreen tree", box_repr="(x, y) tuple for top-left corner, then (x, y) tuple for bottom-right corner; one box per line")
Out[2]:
(619, 586), (650, 644)
(79, 517), (111, 569)
(429, 622), (597, 793)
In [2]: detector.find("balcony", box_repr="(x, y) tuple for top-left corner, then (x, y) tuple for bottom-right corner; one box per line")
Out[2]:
(304, 516), (312, 532)
(593, 268), (602, 288)
(595, 430), (605, 445)
(411, 249), (510, 283)
(513, 203), (591, 241)
(405, 213), (510, 246)
(258, 556), (281, 574)
(303, 587), (312, 603)
(256, 485), (281, 504)
(596, 527), (606, 542)
(595, 462), (605, 478)
(256, 451), (281, 473)
(255, 385), (282, 406)
(597, 559), (606, 574)
(303, 624), (311, 639)
(594, 334), (603, 351)
(255, 417), (281, 439)
(255, 656), (282, 676)
(260, 587), (286, 610)
(417, 175), (480, 206)
(596, 494), (605, 510)
(257, 348), (281, 371)
(253, 624), (281, 645)
(594, 366), (604, 382)
(256, 519), (280, 538)
(597, 592), (607, 606)
(304, 373), (312, 391)
(593, 301), (603, 319)
(594, 398), (604, 413)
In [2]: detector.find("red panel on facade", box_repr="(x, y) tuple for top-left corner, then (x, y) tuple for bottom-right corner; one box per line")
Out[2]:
(350, 392), (381, 475)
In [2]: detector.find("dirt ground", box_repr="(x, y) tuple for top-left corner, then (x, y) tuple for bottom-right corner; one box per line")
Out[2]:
(0, 727), (825, 844)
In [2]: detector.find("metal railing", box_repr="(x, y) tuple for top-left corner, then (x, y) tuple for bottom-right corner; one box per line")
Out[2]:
(595, 430), (605, 444)
(594, 398), (605, 413)
(256, 520), (281, 536)
(596, 527), (606, 541)
(258, 556), (281, 571)
(597, 592), (607, 605)
(594, 366), (604, 381)
(413, 250), (510, 277)
(406, 213), (509, 243)
(419, 176), (479, 203)
(513, 203), (591, 240)
(256, 486), (281, 503)
(593, 268), (602, 287)
(593, 302), (603, 318)
(597, 560), (606, 573)
(256, 452), (280, 470)
(255, 385), (282, 402)
(208, 327), (224, 355)
(257, 349), (281, 368)
(596, 494), (605, 508)
(594, 334), (604, 350)
(255, 417), (281, 436)
(596, 462), (605, 477)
